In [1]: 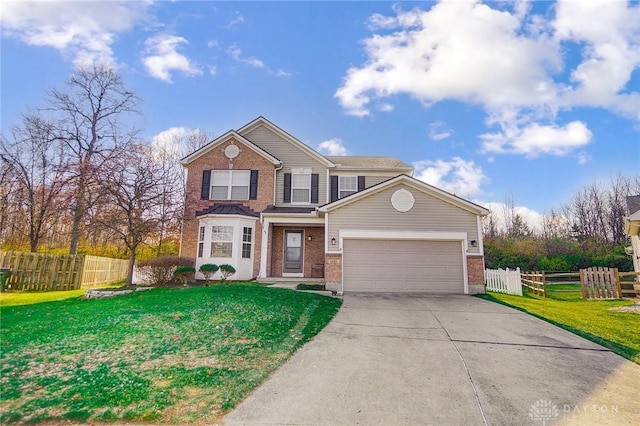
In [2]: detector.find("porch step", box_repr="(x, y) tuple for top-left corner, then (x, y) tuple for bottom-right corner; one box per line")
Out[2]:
(257, 277), (325, 290)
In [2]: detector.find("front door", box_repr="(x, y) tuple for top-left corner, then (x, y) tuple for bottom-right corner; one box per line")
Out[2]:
(284, 230), (303, 274)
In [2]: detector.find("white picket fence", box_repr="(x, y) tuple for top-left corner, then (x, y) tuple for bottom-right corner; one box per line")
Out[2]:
(485, 268), (522, 296)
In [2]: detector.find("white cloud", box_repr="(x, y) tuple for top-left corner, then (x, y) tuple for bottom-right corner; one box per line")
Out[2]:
(577, 151), (592, 165)
(554, 0), (640, 119)
(335, 0), (640, 157)
(151, 127), (211, 157)
(207, 40), (219, 48)
(481, 120), (593, 157)
(429, 120), (453, 140)
(335, 1), (561, 117)
(273, 69), (292, 77)
(0, 1), (150, 67)
(225, 13), (245, 29)
(377, 103), (394, 112)
(142, 35), (202, 83)
(479, 201), (544, 234)
(413, 157), (488, 197)
(317, 138), (348, 156)
(228, 44), (264, 68)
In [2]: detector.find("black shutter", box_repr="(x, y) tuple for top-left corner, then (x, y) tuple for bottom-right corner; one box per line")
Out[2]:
(311, 173), (319, 204)
(330, 175), (338, 202)
(201, 170), (211, 200)
(283, 173), (292, 203)
(357, 175), (366, 191)
(249, 170), (259, 200)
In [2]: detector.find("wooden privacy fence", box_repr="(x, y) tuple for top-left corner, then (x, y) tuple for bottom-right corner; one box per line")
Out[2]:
(0, 251), (129, 291)
(485, 268), (522, 295)
(521, 271), (546, 297)
(578, 267), (640, 299)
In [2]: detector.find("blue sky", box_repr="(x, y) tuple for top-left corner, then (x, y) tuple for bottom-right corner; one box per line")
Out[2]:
(2, 0), (639, 230)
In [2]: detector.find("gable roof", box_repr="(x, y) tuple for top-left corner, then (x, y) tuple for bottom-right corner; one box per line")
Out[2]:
(326, 156), (413, 172)
(318, 174), (490, 216)
(196, 203), (259, 218)
(237, 116), (336, 168)
(180, 130), (281, 166)
(626, 196), (640, 216)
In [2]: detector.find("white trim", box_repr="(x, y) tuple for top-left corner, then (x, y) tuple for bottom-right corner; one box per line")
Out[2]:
(319, 174), (489, 216)
(197, 213), (259, 221)
(181, 130), (280, 166)
(291, 168), (312, 205)
(325, 169), (330, 204)
(259, 216), (324, 225)
(476, 215), (485, 255)
(339, 230), (470, 294)
(259, 218), (270, 278)
(282, 273), (304, 278)
(461, 241), (469, 294)
(237, 117), (336, 167)
(337, 230), (468, 249)
(324, 212), (330, 253)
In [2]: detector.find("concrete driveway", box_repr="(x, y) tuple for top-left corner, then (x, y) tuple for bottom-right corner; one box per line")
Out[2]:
(225, 293), (640, 425)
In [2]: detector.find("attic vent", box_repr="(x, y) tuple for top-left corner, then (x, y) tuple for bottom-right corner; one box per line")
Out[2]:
(391, 189), (415, 213)
(224, 144), (240, 159)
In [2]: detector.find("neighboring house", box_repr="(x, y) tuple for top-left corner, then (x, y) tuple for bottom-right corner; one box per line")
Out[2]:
(180, 117), (489, 294)
(624, 195), (640, 273)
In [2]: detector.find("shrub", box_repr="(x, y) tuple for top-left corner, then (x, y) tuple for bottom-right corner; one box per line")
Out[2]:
(173, 266), (196, 287)
(137, 256), (194, 286)
(218, 264), (236, 282)
(199, 264), (219, 285)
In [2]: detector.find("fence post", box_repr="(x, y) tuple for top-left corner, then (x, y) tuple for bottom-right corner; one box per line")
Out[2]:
(541, 271), (546, 298)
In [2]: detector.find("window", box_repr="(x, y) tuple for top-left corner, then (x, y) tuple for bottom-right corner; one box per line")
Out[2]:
(339, 176), (357, 199)
(197, 226), (205, 257)
(242, 227), (252, 259)
(292, 169), (311, 203)
(211, 226), (233, 257)
(211, 170), (250, 200)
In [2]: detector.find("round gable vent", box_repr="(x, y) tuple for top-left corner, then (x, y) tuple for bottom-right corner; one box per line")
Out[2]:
(224, 144), (240, 159)
(391, 189), (415, 213)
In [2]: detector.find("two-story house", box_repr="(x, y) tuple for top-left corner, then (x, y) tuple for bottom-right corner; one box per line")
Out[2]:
(180, 117), (489, 294)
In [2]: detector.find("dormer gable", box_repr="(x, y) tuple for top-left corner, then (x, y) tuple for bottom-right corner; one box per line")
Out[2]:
(238, 116), (335, 168)
(181, 130), (281, 166)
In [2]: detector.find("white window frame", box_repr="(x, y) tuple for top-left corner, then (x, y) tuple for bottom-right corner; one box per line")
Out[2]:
(210, 170), (250, 201)
(197, 226), (205, 258)
(338, 176), (358, 199)
(291, 168), (311, 205)
(242, 227), (252, 259)
(211, 225), (234, 258)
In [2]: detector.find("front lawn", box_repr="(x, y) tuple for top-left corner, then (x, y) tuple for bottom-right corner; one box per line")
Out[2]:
(481, 292), (639, 365)
(0, 284), (342, 424)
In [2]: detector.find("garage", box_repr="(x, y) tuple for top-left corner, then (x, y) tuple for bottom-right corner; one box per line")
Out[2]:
(342, 239), (465, 293)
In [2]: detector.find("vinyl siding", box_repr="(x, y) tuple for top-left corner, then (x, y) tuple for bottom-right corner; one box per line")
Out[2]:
(243, 125), (328, 206)
(327, 182), (481, 254)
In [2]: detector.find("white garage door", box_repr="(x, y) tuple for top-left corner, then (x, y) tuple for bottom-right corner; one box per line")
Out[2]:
(343, 239), (465, 293)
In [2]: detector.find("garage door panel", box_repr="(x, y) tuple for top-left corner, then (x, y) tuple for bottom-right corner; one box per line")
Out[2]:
(343, 239), (464, 293)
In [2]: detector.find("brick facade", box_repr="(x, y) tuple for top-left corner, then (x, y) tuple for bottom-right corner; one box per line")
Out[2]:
(467, 255), (485, 294)
(324, 253), (342, 291)
(269, 226), (325, 278)
(181, 138), (275, 272)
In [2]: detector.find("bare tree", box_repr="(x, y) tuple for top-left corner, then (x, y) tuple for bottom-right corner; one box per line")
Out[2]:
(149, 129), (212, 256)
(47, 66), (140, 254)
(0, 113), (69, 252)
(96, 143), (166, 285)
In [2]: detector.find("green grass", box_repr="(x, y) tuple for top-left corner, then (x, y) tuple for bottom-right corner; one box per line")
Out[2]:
(480, 291), (640, 365)
(0, 284), (342, 424)
(0, 282), (125, 307)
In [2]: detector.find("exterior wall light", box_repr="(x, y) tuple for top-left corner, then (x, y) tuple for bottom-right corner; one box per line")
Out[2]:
(308, 235), (312, 241)
(331, 237), (336, 245)
(470, 240), (478, 247)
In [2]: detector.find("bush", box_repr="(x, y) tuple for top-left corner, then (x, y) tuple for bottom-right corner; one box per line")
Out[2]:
(199, 264), (219, 285)
(173, 266), (196, 286)
(218, 264), (236, 282)
(137, 256), (194, 286)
